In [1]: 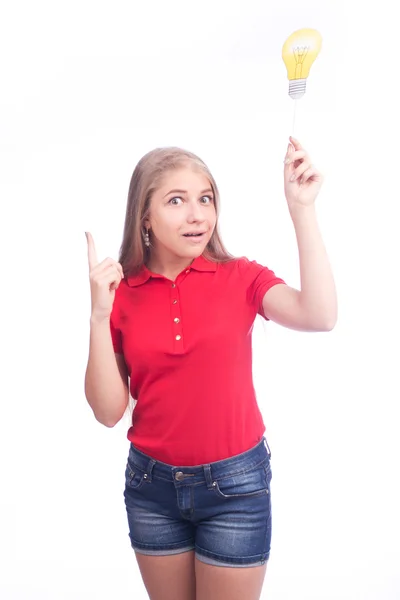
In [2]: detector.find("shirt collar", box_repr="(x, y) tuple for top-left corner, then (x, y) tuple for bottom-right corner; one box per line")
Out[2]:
(126, 254), (217, 287)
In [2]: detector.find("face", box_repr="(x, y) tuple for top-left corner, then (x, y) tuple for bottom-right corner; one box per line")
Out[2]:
(144, 166), (217, 269)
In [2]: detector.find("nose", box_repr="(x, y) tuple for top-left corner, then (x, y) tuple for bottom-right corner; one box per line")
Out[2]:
(187, 199), (206, 222)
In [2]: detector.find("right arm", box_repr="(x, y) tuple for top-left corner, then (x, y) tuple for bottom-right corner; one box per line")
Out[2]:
(84, 316), (129, 427)
(84, 231), (129, 427)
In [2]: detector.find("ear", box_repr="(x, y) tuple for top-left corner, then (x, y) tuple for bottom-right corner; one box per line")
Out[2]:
(143, 218), (150, 229)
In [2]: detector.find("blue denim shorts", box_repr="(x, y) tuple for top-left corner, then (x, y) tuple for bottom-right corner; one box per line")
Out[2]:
(123, 437), (272, 568)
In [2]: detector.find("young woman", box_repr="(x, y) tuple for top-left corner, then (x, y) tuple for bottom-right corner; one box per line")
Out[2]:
(85, 136), (337, 600)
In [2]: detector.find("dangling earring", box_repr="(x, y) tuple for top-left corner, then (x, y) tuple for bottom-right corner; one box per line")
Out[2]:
(144, 229), (150, 247)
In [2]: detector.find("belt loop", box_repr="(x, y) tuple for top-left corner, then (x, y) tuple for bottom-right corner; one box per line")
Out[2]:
(203, 464), (214, 489)
(146, 459), (156, 482)
(264, 436), (272, 460)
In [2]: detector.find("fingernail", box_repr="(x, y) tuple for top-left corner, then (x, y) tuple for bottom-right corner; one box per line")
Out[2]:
(290, 174), (296, 182)
(284, 158), (291, 164)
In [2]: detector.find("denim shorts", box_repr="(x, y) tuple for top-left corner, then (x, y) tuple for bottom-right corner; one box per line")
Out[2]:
(123, 436), (272, 568)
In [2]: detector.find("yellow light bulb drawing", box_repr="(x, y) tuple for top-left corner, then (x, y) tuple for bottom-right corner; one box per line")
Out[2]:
(282, 28), (322, 100)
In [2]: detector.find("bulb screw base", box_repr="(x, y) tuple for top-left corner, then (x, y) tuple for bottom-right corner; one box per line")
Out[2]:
(289, 79), (307, 100)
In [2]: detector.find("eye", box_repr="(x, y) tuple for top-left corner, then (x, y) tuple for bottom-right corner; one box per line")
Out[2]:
(168, 195), (214, 205)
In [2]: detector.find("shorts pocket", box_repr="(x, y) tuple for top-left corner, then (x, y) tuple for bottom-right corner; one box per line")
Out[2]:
(211, 463), (270, 500)
(125, 461), (146, 491)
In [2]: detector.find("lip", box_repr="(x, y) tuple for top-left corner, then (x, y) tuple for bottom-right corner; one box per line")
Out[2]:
(182, 232), (206, 243)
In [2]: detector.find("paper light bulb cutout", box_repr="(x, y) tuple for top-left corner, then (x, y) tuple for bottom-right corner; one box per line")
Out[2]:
(282, 28), (322, 99)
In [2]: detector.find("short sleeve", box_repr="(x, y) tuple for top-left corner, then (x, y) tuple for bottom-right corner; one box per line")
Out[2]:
(239, 257), (286, 320)
(109, 293), (123, 354)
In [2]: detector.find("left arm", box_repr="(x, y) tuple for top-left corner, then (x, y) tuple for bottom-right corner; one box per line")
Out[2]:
(262, 137), (338, 332)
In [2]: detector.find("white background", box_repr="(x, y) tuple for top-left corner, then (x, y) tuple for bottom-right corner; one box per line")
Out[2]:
(1, 0), (399, 598)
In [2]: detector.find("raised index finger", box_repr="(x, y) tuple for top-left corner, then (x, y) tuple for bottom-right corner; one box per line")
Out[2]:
(85, 231), (98, 270)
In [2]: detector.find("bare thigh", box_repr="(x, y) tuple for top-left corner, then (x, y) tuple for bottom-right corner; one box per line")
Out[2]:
(195, 558), (268, 600)
(135, 550), (196, 600)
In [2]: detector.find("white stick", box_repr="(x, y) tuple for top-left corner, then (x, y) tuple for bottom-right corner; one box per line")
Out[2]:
(292, 99), (297, 138)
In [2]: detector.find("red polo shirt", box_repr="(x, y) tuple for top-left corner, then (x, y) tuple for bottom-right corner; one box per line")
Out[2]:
(110, 254), (286, 466)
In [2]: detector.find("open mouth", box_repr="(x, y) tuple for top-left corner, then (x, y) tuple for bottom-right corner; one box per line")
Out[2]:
(183, 232), (206, 238)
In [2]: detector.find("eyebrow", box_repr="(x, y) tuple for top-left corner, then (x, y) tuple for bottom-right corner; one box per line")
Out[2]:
(163, 188), (214, 198)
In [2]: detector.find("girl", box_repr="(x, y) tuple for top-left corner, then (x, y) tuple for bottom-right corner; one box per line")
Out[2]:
(85, 137), (337, 600)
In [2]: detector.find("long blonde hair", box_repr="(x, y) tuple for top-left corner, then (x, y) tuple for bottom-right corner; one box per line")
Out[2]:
(119, 146), (236, 423)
